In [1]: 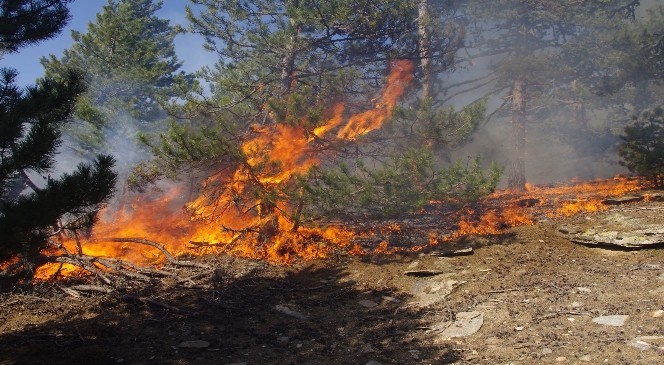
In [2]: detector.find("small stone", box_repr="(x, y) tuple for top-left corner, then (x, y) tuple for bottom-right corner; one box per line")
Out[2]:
(634, 335), (664, 344)
(556, 356), (567, 362)
(365, 361), (383, 365)
(541, 348), (553, 355)
(358, 299), (379, 308)
(576, 287), (592, 293)
(408, 349), (420, 359)
(515, 326), (524, 331)
(178, 340), (210, 349)
(579, 354), (592, 362)
(592, 315), (629, 327)
(296, 343), (303, 348)
(382, 295), (400, 303)
(649, 286), (664, 294)
(628, 340), (652, 351)
(652, 309), (664, 318)
(274, 304), (309, 320)
(277, 336), (289, 343)
(567, 318), (575, 322)
(407, 261), (420, 269)
(570, 301), (583, 308)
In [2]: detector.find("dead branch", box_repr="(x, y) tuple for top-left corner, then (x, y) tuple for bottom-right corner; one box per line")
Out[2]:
(54, 256), (113, 285)
(68, 284), (114, 294)
(94, 237), (210, 269)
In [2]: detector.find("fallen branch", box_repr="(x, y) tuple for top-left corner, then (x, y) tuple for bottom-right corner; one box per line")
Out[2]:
(94, 237), (210, 269)
(69, 284), (114, 294)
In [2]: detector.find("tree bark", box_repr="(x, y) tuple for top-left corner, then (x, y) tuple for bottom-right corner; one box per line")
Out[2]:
(418, 0), (432, 100)
(281, 16), (299, 94)
(508, 78), (526, 190)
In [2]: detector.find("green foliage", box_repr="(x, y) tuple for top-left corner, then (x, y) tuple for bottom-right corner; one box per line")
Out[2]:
(390, 98), (487, 150)
(41, 0), (189, 150)
(0, 0), (117, 260)
(299, 148), (502, 219)
(618, 106), (664, 188)
(0, 0), (73, 53)
(0, 155), (117, 259)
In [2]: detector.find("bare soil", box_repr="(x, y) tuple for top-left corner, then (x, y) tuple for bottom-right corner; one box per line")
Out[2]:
(1, 201), (663, 364)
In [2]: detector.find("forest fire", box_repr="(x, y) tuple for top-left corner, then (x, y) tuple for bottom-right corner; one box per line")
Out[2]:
(4, 60), (648, 283)
(27, 174), (647, 282)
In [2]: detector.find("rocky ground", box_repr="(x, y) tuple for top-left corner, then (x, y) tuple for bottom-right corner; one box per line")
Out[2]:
(1, 199), (663, 364)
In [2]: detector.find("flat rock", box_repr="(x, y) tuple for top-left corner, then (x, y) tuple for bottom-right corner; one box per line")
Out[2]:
(591, 314), (629, 326)
(602, 196), (643, 205)
(557, 210), (664, 248)
(404, 269), (445, 277)
(358, 299), (379, 308)
(440, 311), (484, 338)
(410, 278), (463, 307)
(429, 247), (474, 257)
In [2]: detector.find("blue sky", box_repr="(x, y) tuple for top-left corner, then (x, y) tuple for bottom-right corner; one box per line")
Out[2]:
(1, 0), (213, 87)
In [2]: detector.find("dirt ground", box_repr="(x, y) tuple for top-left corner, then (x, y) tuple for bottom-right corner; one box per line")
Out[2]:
(1, 200), (663, 364)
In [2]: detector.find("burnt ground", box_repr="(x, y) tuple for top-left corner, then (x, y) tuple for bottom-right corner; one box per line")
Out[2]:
(1, 201), (663, 364)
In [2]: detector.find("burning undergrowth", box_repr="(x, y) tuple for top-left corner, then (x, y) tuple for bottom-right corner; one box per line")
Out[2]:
(0, 60), (652, 286)
(9, 174), (647, 285)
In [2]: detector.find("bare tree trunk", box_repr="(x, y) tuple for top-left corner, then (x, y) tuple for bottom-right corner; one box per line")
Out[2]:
(418, 0), (432, 100)
(508, 78), (526, 190)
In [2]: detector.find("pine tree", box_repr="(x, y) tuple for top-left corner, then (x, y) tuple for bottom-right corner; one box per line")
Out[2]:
(468, 0), (641, 189)
(0, 0), (117, 260)
(41, 0), (189, 149)
(618, 106), (664, 188)
(135, 0), (502, 229)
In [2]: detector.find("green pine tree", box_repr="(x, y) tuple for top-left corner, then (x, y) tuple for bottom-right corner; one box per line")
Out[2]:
(0, 0), (117, 261)
(135, 0), (503, 231)
(618, 106), (664, 188)
(41, 0), (189, 150)
(468, 0), (641, 189)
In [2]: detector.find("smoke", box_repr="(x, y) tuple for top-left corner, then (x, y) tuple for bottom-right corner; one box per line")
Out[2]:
(430, 3), (654, 188)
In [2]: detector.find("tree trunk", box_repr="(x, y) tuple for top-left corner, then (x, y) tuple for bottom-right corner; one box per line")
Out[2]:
(418, 0), (432, 100)
(508, 78), (526, 190)
(281, 17), (298, 94)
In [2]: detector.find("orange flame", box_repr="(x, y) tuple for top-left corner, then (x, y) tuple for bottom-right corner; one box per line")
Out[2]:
(30, 60), (416, 280)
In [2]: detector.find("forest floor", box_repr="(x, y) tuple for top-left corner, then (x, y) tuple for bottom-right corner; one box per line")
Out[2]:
(1, 198), (664, 364)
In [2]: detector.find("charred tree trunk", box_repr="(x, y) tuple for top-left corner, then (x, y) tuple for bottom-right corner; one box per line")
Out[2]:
(418, 0), (432, 100)
(508, 78), (526, 190)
